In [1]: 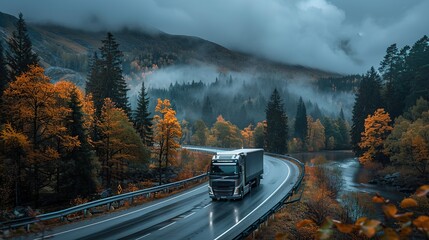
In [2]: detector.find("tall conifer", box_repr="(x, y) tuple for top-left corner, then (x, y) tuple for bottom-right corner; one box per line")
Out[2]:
(6, 13), (38, 81)
(265, 89), (288, 154)
(134, 82), (153, 146)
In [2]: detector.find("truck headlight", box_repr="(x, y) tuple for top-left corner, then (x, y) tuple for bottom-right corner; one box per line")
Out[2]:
(234, 187), (240, 195)
(208, 186), (214, 195)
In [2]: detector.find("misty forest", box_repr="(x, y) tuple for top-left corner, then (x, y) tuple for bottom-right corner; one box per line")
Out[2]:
(0, 6), (428, 240)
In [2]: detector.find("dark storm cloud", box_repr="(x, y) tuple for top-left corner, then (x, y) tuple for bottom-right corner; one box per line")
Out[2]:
(1, 0), (427, 74)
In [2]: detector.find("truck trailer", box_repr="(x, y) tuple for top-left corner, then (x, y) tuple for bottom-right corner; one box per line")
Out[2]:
(208, 149), (264, 200)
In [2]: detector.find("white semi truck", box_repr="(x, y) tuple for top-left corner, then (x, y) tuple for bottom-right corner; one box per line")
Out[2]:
(208, 149), (264, 200)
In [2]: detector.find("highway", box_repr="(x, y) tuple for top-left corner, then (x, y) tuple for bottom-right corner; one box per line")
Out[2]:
(32, 154), (299, 240)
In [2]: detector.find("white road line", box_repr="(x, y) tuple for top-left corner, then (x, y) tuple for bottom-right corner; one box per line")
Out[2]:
(38, 185), (207, 239)
(135, 233), (151, 240)
(183, 212), (196, 219)
(214, 158), (291, 240)
(203, 203), (212, 208)
(158, 221), (176, 231)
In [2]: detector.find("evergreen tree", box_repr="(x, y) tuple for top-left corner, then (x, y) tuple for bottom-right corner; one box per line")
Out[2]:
(134, 82), (153, 146)
(379, 44), (400, 119)
(202, 96), (214, 126)
(6, 13), (38, 81)
(86, 33), (130, 115)
(86, 52), (103, 114)
(351, 67), (383, 156)
(294, 97), (308, 143)
(0, 42), (8, 120)
(405, 35), (429, 108)
(337, 108), (350, 149)
(265, 89), (288, 154)
(0, 42), (7, 93)
(65, 88), (97, 197)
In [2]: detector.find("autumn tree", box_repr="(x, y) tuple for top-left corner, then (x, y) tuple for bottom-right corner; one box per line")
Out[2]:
(2, 66), (66, 206)
(97, 98), (148, 187)
(153, 99), (182, 184)
(191, 119), (209, 146)
(6, 13), (39, 81)
(241, 123), (254, 148)
(134, 82), (153, 146)
(210, 115), (242, 148)
(386, 98), (429, 179)
(307, 117), (325, 152)
(359, 108), (392, 167)
(253, 121), (266, 149)
(266, 89), (288, 154)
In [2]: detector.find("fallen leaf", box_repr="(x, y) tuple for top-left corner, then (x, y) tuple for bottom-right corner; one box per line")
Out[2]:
(381, 228), (399, 240)
(383, 204), (398, 218)
(296, 219), (315, 229)
(413, 215), (429, 230)
(416, 185), (429, 197)
(400, 198), (418, 208)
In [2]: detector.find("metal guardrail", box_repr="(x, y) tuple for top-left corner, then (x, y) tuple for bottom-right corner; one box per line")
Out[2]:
(0, 173), (208, 231)
(232, 152), (306, 240)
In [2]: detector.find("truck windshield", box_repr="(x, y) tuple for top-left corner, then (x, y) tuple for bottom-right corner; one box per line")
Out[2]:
(211, 164), (238, 175)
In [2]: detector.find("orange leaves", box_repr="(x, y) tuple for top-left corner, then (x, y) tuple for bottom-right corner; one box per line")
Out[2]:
(153, 98), (182, 168)
(332, 220), (354, 233)
(296, 219), (315, 229)
(358, 108), (392, 166)
(0, 123), (30, 150)
(416, 185), (429, 197)
(383, 203), (398, 218)
(372, 193), (386, 203)
(400, 198), (418, 208)
(413, 216), (429, 231)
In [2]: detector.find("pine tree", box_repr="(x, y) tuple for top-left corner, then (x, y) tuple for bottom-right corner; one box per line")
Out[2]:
(265, 89), (288, 154)
(134, 82), (153, 146)
(379, 44), (400, 119)
(202, 96), (214, 126)
(0, 42), (8, 121)
(405, 35), (429, 108)
(65, 87), (97, 197)
(337, 108), (350, 149)
(86, 33), (130, 115)
(6, 13), (38, 81)
(0, 42), (7, 93)
(351, 67), (383, 156)
(86, 52), (103, 114)
(294, 97), (308, 143)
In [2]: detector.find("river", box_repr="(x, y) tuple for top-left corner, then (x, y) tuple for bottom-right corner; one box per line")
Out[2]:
(291, 150), (407, 204)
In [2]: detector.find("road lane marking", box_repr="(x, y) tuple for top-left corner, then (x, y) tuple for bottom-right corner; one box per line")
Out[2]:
(203, 203), (212, 208)
(214, 157), (291, 240)
(158, 221), (176, 231)
(135, 233), (151, 240)
(183, 212), (196, 219)
(37, 185), (208, 239)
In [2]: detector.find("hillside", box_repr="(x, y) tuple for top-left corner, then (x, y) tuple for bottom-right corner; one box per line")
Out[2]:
(0, 11), (334, 80)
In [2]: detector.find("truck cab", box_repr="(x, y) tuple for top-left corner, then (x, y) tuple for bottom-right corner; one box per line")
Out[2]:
(208, 149), (263, 200)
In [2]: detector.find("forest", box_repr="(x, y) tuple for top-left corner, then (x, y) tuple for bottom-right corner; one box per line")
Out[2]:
(0, 12), (428, 239)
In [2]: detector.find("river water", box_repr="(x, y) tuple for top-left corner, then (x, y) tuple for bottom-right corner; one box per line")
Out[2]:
(291, 150), (407, 204)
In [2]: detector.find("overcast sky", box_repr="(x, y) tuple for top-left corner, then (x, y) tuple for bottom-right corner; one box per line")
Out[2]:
(1, 0), (427, 74)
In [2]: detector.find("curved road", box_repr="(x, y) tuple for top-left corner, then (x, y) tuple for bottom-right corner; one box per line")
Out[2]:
(33, 154), (299, 240)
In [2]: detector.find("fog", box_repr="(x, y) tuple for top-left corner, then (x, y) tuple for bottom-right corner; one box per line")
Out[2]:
(127, 65), (354, 124)
(1, 0), (427, 74)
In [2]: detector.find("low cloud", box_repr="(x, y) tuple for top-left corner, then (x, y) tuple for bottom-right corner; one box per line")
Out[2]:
(1, 0), (427, 74)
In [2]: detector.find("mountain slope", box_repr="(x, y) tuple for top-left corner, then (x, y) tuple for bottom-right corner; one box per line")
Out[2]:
(0, 11), (335, 80)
